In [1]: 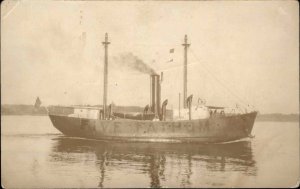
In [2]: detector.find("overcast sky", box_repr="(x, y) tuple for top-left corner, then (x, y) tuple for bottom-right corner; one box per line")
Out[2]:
(1, 0), (299, 114)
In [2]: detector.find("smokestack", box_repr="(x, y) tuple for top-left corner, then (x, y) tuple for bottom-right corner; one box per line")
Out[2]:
(157, 76), (161, 116)
(150, 75), (156, 113)
(150, 74), (161, 117)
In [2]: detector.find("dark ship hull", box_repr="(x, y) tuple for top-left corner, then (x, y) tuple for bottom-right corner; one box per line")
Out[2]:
(49, 111), (257, 143)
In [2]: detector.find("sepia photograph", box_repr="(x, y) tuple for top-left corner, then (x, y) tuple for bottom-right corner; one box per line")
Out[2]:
(1, 0), (299, 188)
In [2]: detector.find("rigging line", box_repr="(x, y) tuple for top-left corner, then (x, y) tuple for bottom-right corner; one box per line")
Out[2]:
(189, 48), (250, 107)
(157, 61), (242, 108)
(197, 67), (248, 108)
(208, 77), (237, 101)
(205, 76), (241, 107)
(194, 61), (249, 108)
(196, 58), (251, 102)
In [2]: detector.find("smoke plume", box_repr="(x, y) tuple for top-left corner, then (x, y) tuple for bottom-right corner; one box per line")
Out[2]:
(113, 53), (157, 75)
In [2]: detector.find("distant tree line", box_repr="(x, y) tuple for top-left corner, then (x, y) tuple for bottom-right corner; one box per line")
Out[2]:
(1, 104), (172, 116)
(1, 104), (298, 122)
(256, 113), (299, 122)
(1, 104), (48, 115)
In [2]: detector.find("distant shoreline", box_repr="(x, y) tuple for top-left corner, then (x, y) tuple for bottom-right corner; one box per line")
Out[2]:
(1, 104), (299, 122)
(255, 114), (299, 122)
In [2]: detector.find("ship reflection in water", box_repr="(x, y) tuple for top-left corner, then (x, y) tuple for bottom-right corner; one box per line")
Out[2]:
(49, 137), (257, 188)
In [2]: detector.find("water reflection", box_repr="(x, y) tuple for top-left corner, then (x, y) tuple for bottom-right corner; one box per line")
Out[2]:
(49, 137), (257, 188)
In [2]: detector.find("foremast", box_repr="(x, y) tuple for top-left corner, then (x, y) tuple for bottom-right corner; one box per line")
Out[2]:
(102, 33), (110, 119)
(182, 35), (190, 109)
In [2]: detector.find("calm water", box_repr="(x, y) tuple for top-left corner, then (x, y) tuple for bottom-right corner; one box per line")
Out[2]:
(1, 116), (299, 188)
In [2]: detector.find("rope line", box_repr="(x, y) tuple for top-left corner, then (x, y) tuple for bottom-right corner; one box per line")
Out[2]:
(189, 48), (251, 109)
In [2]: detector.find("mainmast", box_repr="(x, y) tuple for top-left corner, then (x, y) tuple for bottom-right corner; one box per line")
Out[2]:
(102, 33), (110, 119)
(182, 35), (190, 108)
